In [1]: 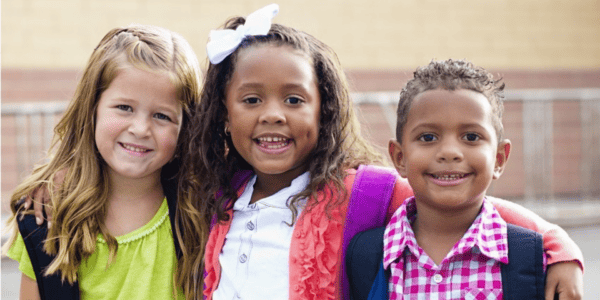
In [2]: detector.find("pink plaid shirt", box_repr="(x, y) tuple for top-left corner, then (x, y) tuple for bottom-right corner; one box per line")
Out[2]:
(383, 197), (509, 300)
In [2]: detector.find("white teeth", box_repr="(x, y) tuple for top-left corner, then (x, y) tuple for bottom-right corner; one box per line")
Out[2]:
(256, 136), (290, 148)
(433, 174), (465, 180)
(122, 144), (148, 153)
(257, 137), (288, 143)
(266, 143), (285, 149)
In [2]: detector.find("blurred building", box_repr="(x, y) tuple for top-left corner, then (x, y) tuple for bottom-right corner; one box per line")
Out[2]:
(2, 0), (600, 210)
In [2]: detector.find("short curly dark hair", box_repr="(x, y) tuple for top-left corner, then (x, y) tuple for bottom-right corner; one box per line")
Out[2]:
(396, 59), (505, 143)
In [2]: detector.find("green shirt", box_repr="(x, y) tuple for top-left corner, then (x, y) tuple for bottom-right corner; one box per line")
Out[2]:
(7, 198), (184, 300)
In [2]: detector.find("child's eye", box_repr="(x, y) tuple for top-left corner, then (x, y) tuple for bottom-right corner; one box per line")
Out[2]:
(116, 105), (133, 112)
(463, 133), (480, 142)
(154, 113), (172, 122)
(285, 96), (303, 105)
(418, 133), (437, 142)
(243, 97), (261, 104)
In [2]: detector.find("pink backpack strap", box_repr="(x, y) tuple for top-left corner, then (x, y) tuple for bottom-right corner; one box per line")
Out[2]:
(341, 164), (398, 300)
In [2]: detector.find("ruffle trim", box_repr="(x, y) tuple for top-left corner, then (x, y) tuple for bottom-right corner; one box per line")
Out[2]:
(97, 208), (169, 245)
(291, 202), (344, 299)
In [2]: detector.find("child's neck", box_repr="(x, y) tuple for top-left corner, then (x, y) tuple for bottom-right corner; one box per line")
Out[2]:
(105, 172), (164, 237)
(250, 170), (305, 204)
(412, 199), (482, 265)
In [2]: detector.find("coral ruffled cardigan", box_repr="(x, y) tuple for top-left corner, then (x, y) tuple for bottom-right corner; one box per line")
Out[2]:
(204, 169), (583, 300)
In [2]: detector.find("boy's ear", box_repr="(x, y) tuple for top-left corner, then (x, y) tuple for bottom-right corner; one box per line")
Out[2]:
(493, 139), (511, 179)
(389, 139), (408, 178)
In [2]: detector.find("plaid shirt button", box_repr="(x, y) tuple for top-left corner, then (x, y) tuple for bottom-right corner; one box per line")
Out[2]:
(433, 273), (443, 283)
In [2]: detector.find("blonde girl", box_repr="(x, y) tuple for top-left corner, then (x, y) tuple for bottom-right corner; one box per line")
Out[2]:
(3, 24), (202, 300)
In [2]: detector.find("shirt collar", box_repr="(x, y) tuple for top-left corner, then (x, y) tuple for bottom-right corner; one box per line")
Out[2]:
(383, 196), (508, 269)
(233, 171), (310, 211)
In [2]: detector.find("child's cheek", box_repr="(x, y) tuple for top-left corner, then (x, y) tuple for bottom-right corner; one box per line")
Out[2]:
(159, 126), (181, 155)
(95, 116), (127, 138)
(105, 117), (128, 134)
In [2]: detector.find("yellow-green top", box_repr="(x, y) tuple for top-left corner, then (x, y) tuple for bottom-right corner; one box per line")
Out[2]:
(8, 198), (184, 299)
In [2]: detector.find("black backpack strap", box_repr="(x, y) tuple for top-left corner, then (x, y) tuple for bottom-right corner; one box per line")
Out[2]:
(11, 174), (178, 300)
(346, 226), (386, 300)
(502, 223), (546, 300)
(15, 202), (80, 300)
(162, 175), (182, 259)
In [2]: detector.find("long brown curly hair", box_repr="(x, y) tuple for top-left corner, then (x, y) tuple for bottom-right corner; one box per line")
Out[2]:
(2, 24), (202, 299)
(177, 16), (384, 297)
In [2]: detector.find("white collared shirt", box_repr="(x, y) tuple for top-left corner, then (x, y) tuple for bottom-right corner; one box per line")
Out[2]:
(213, 172), (310, 300)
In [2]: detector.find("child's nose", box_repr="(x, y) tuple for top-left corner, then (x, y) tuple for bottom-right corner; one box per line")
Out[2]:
(259, 101), (286, 124)
(128, 117), (151, 138)
(436, 140), (464, 162)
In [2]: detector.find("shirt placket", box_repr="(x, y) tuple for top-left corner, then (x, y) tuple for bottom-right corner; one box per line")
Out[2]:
(429, 261), (451, 299)
(234, 203), (259, 299)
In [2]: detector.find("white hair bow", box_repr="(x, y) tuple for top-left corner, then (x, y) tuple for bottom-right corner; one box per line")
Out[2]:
(206, 3), (279, 64)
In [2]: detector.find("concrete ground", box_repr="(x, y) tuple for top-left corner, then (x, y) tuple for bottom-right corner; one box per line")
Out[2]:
(2, 204), (600, 299)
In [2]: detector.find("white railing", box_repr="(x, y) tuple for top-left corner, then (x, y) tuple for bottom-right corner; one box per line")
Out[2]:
(2, 102), (68, 175)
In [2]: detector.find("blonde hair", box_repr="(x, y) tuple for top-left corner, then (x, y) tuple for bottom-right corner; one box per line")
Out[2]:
(2, 24), (202, 299)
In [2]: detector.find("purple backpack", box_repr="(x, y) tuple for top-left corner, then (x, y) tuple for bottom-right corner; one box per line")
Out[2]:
(341, 165), (398, 300)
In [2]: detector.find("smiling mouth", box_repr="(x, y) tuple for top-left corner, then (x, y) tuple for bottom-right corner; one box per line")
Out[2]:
(429, 173), (470, 180)
(120, 143), (152, 153)
(254, 137), (292, 149)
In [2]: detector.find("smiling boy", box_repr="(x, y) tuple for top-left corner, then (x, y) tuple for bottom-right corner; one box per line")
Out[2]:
(354, 59), (549, 300)
(386, 69), (515, 298)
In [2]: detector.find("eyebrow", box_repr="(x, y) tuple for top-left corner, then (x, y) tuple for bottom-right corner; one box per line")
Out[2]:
(235, 82), (311, 91)
(409, 122), (491, 134)
(408, 123), (440, 135)
(111, 97), (181, 114)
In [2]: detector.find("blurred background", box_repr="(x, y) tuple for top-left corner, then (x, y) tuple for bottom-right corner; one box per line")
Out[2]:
(2, 0), (599, 298)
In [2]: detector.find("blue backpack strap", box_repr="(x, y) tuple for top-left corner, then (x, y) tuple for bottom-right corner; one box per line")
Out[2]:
(367, 262), (390, 300)
(346, 226), (388, 300)
(502, 224), (546, 300)
(15, 201), (80, 300)
(342, 165), (397, 300)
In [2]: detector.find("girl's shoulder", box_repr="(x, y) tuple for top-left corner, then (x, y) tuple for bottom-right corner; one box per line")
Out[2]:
(6, 232), (36, 280)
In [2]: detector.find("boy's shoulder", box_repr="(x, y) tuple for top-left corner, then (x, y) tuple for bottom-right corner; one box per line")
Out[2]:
(346, 224), (545, 300)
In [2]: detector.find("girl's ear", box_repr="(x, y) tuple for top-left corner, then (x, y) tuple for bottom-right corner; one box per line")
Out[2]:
(224, 119), (230, 136)
(389, 139), (408, 178)
(493, 139), (511, 179)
